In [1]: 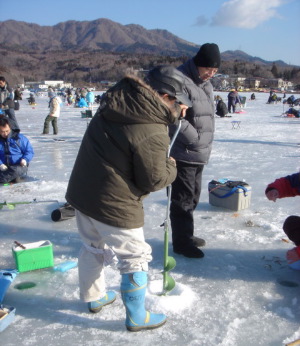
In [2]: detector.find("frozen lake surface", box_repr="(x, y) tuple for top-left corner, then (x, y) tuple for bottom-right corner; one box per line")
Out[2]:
(1, 90), (300, 346)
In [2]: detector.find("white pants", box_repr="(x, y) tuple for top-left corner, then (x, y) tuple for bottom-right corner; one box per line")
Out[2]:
(75, 210), (152, 302)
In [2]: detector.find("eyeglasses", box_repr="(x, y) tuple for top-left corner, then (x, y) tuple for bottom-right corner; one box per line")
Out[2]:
(207, 68), (218, 74)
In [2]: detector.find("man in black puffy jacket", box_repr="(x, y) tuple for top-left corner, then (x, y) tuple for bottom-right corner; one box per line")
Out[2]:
(170, 43), (221, 258)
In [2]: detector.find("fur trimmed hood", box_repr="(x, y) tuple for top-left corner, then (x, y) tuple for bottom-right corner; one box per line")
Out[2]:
(99, 74), (179, 126)
(66, 73), (177, 229)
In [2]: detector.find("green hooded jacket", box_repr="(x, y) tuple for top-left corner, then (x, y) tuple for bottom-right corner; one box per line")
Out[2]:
(66, 75), (178, 228)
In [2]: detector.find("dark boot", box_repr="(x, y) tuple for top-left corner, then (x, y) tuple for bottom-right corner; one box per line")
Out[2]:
(192, 236), (206, 247)
(173, 245), (204, 258)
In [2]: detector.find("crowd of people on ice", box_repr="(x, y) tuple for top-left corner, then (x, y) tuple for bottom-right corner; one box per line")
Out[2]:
(27, 87), (96, 108)
(214, 88), (299, 118)
(1, 42), (300, 332)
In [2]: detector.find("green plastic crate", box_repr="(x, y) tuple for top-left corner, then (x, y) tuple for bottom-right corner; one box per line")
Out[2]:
(81, 110), (93, 118)
(12, 240), (54, 272)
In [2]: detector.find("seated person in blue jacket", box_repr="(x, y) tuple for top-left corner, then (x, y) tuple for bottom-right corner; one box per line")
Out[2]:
(0, 117), (34, 184)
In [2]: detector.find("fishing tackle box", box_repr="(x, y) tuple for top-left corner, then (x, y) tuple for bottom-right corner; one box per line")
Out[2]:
(208, 179), (251, 211)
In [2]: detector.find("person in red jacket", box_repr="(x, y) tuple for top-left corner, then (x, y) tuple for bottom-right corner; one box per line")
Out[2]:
(265, 172), (300, 269)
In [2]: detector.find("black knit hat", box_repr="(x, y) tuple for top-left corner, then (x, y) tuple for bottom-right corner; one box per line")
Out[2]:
(283, 215), (300, 245)
(146, 65), (192, 107)
(193, 43), (221, 68)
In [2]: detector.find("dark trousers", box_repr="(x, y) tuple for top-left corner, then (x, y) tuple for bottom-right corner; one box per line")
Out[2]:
(170, 161), (204, 250)
(228, 101), (235, 113)
(5, 108), (20, 131)
(43, 115), (58, 134)
(283, 216), (300, 246)
(0, 165), (28, 184)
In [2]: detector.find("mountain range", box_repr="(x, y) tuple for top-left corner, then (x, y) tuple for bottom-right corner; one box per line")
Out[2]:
(0, 18), (288, 65)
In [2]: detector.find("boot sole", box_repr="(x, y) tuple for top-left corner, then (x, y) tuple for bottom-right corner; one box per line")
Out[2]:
(173, 250), (204, 258)
(88, 296), (116, 313)
(126, 319), (166, 332)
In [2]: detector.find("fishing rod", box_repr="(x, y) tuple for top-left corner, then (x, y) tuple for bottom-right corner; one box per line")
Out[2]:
(0, 199), (59, 210)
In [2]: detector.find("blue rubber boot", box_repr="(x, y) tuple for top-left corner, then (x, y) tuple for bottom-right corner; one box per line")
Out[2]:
(88, 291), (116, 313)
(121, 271), (166, 332)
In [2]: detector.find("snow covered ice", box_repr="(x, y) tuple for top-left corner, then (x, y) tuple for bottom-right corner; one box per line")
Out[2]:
(1, 90), (300, 346)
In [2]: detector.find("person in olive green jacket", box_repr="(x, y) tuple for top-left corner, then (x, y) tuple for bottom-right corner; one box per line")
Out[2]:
(66, 66), (191, 332)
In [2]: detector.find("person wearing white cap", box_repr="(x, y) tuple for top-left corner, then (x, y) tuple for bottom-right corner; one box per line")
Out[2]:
(42, 91), (61, 135)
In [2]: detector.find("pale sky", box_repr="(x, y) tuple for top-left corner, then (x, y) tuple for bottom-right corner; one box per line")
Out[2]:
(1, 0), (299, 65)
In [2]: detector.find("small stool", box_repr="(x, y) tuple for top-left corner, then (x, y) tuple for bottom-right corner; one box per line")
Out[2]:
(231, 121), (241, 129)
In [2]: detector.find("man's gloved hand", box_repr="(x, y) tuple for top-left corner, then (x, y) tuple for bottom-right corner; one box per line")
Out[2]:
(20, 159), (27, 167)
(0, 164), (8, 171)
(286, 246), (300, 270)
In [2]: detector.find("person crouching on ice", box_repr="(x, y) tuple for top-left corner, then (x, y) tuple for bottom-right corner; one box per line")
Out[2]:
(65, 66), (191, 332)
(0, 117), (34, 184)
(265, 172), (300, 269)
